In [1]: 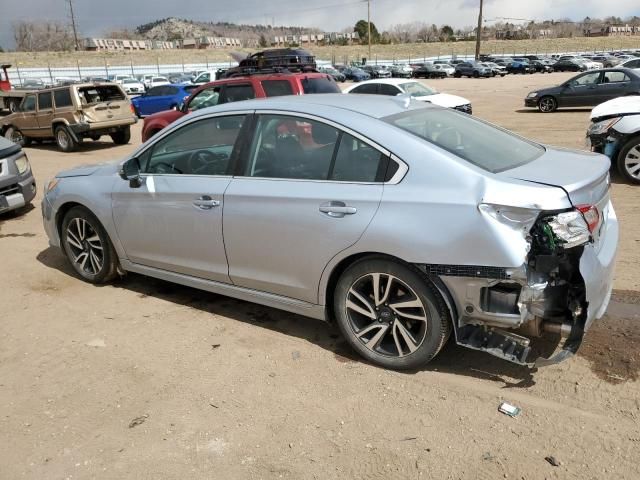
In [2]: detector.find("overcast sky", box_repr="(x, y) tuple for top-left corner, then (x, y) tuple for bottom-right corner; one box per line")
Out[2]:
(1, 0), (638, 48)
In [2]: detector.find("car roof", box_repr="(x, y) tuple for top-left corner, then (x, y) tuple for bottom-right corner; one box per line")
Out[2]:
(187, 92), (434, 121)
(344, 78), (419, 88)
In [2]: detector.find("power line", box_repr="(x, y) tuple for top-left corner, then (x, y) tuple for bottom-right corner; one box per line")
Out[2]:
(66, 0), (80, 50)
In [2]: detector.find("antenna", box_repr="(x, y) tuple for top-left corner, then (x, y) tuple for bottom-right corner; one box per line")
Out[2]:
(66, 0), (80, 51)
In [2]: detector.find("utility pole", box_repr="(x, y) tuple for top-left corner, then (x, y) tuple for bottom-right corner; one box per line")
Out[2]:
(475, 0), (483, 60)
(66, 0), (80, 51)
(367, 0), (371, 61)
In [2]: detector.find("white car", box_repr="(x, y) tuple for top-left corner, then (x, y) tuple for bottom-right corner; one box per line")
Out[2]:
(588, 96), (640, 184)
(111, 74), (132, 85)
(192, 70), (221, 85)
(343, 78), (472, 114)
(146, 76), (170, 90)
(121, 78), (145, 95)
(433, 64), (455, 76)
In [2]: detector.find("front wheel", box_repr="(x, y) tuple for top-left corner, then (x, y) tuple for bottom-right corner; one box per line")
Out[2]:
(61, 206), (119, 283)
(333, 258), (451, 370)
(617, 136), (640, 185)
(538, 96), (557, 113)
(4, 126), (28, 147)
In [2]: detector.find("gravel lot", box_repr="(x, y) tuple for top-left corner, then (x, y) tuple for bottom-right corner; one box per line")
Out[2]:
(1, 72), (639, 479)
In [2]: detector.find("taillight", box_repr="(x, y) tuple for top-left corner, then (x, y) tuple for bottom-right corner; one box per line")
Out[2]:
(577, 204), (599, 233)
(130, 104), (135, 114)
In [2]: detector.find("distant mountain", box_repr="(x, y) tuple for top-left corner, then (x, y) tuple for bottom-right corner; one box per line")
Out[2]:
(134, 17), (320, 44)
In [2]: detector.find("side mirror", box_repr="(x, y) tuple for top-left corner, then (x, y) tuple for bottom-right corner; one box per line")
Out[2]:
(119, 157), (142, 188)
(179, 101), (188, 113)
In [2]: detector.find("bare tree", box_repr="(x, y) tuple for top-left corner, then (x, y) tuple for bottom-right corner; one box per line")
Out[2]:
(13, 21), (75, 51)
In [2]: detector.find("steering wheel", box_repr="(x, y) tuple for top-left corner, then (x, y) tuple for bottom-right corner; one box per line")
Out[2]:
(188, 150), (225, 175)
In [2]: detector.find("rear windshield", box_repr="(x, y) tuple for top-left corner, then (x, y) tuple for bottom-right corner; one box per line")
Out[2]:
(301, 76), (341, 94)
(77, 86), (125, 104)
(383, 108), (544, 173)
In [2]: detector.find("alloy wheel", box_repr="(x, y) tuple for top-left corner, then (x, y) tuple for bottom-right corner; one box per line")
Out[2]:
(538, 97), (556, 113)
(65, 218), (104, 275)
(345, 273), (429, 358)
(624, 144), (640, 180)
(57, 129), (70, 150)
(10, 128), (23, 144)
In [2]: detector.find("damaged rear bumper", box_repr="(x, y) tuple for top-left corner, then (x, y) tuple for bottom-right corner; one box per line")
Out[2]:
(419, 200), (618, 368)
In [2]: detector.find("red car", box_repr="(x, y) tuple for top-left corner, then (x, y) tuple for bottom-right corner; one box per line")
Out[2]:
(141, 72), (340, 142)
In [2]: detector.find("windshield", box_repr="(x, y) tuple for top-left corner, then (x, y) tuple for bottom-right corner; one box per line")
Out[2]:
(400, 82), (437, 97)
(383, 108), (544, 173)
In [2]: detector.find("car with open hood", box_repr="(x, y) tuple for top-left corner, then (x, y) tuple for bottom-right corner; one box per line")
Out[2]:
(1, 82), (136, 151)
(587, 95), (640, 184)
(41, 94), (616, 370)
(524, 68), (640, 112)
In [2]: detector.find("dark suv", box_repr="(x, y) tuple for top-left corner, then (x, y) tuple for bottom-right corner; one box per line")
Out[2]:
(453, 61), (492, 78)
(142, 72), (340, 141)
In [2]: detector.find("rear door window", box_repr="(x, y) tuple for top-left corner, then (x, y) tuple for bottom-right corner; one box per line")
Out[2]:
(38, 92), (52, 110)
(350, 84), (378, 94)
(301, 76), (340, 94)
(261, 80), (294, 97)
(379, 84), (401, 96)
(603, 71), (630, 83)
(331, 133), (386, 182)
(221, 84), (255, 103)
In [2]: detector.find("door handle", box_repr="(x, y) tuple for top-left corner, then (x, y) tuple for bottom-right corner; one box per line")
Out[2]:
(319, 201), (357, 218)
(193, 195), (220, 210)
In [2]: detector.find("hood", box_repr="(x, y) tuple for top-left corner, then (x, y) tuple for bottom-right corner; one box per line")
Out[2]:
(590, 95), (640, 121)
(499, 146), (610, 206)
(56, 161), (120, 178)
(417, 93), (469, 108)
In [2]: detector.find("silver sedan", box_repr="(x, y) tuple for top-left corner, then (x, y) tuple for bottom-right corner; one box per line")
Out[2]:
(41, 94), (618, 370)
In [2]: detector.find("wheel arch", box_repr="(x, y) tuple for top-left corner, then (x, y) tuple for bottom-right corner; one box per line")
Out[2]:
(321, 252), (456, 326)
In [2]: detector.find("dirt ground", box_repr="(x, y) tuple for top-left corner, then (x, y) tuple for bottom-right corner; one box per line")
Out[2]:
(1, 73), (639, 479)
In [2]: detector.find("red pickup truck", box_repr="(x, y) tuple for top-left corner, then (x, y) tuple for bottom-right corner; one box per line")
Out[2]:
(141, 72), (340, 142)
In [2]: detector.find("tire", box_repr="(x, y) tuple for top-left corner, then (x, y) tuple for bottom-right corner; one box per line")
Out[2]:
(55, 125), (78, 152)
(4, 126), (28, 147)
(333, 257), (451, 370)
(616, 136), (640, 185)
(537, 96), (557, 113)
(61, 206), (119, 284)
(111, 126), (131, 145)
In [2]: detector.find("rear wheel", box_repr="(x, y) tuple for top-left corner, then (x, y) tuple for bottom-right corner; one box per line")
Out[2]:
(333, 258), (451, 370)
(617, 136), (640, 185)
(61, 206), (119, 283)
(111, 126), (131, 145)
(55, 125), (78, 152)
(538, 96), (557, 113)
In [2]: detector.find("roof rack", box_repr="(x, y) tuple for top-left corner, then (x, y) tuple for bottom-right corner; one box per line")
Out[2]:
(219, 48), (317, 79)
